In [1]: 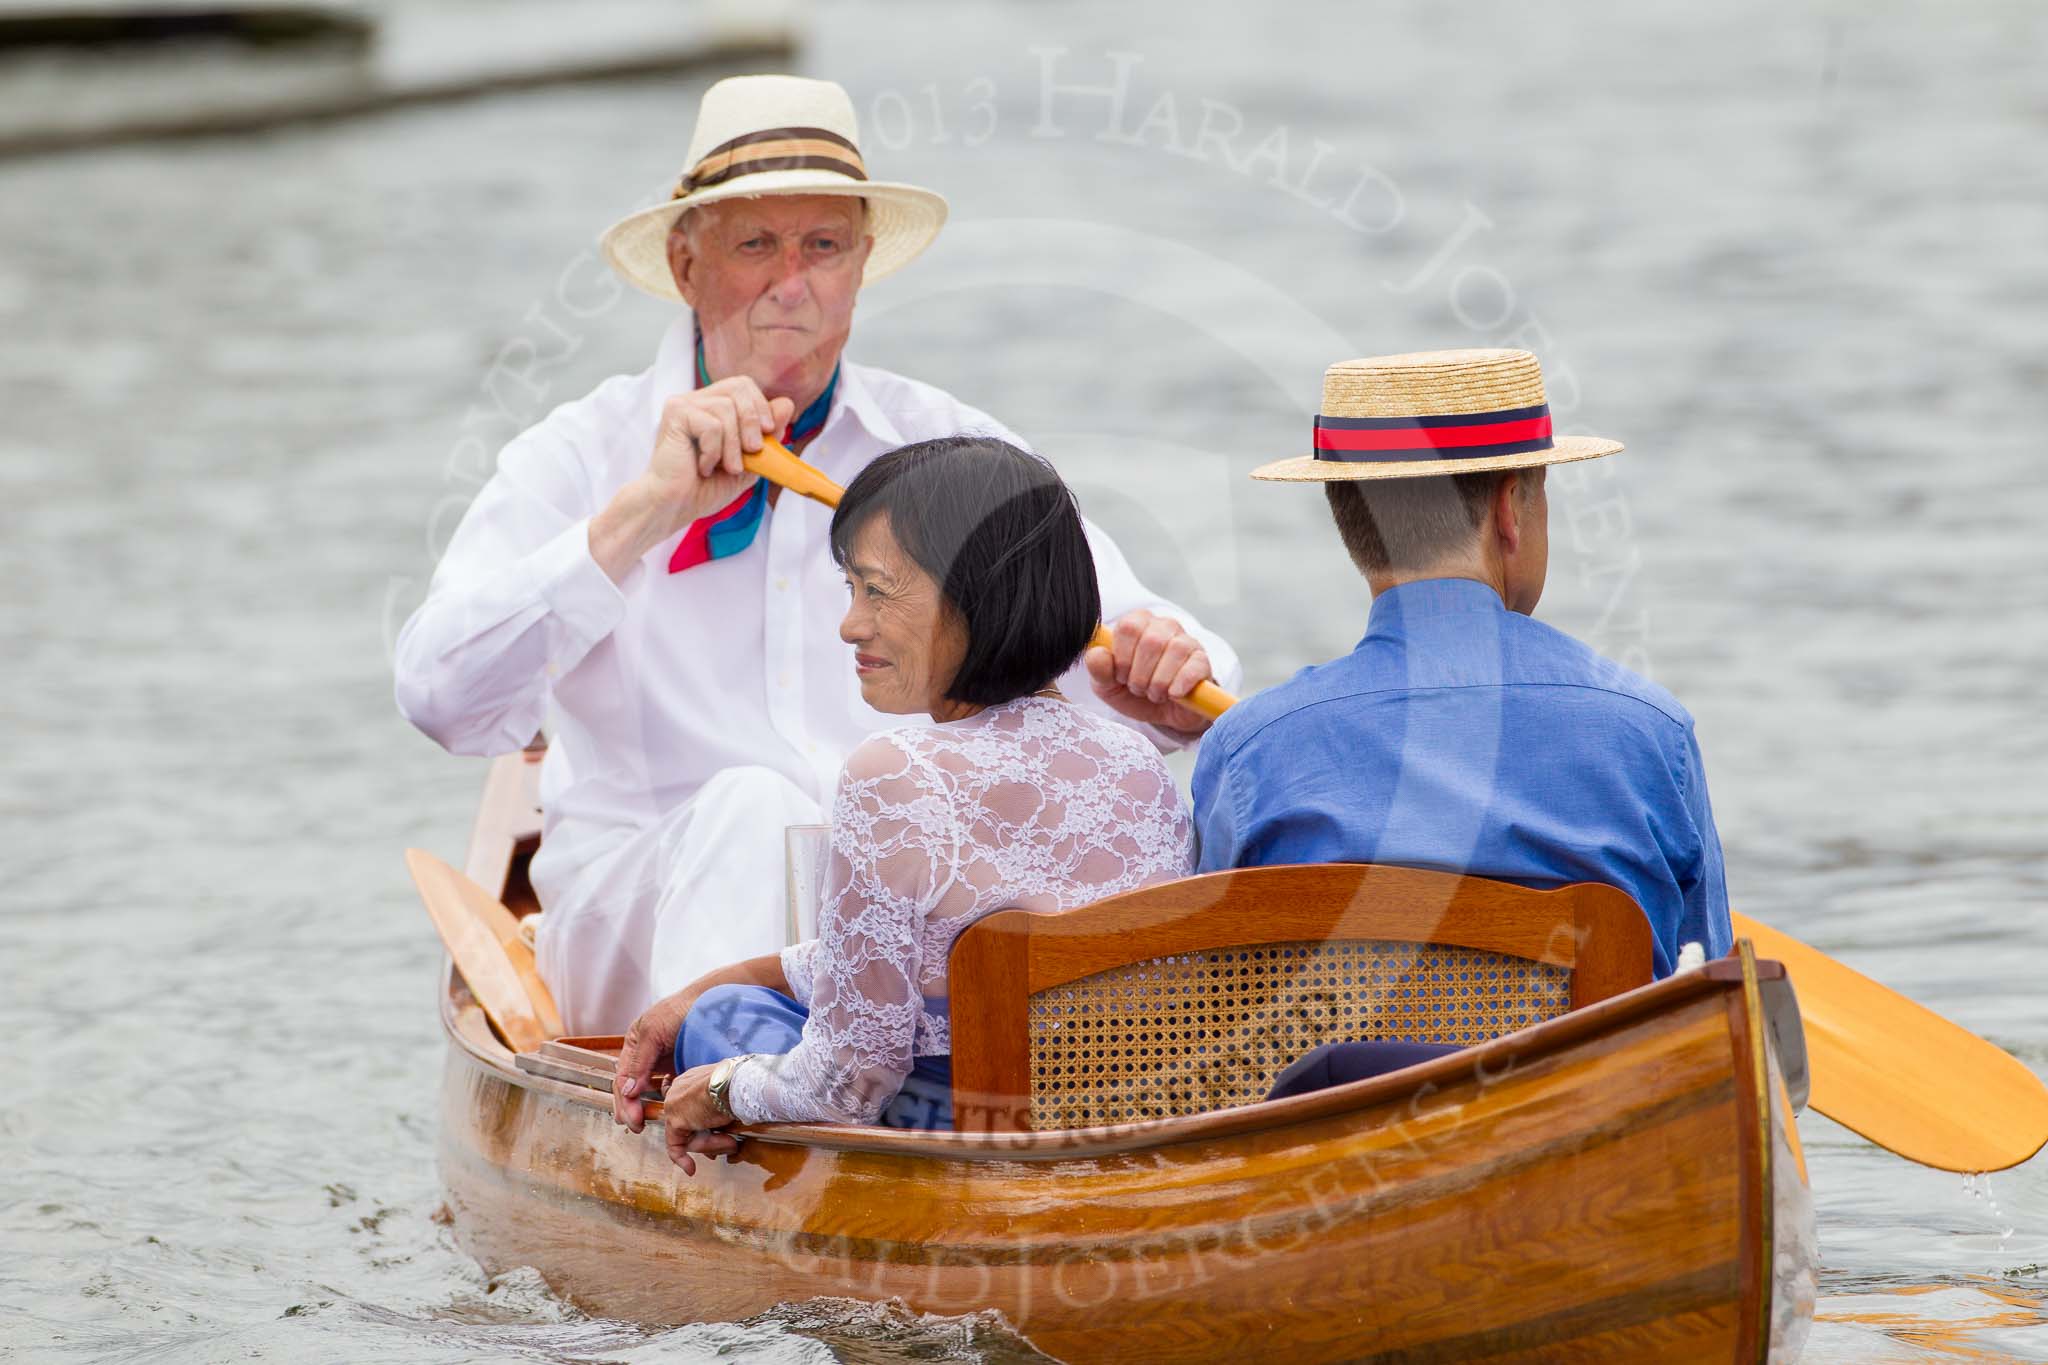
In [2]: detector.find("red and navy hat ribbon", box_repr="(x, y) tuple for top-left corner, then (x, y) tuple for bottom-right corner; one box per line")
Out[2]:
(1313, 402), (1553, 463)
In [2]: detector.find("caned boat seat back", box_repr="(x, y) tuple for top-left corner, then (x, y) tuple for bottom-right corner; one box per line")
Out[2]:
(946, 863), (1653, 1133)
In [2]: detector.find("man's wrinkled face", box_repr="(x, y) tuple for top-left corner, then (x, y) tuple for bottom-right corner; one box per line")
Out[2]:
(666, 195), (871, 406)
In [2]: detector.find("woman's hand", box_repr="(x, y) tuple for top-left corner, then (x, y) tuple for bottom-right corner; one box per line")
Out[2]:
(661, 1064), (743, 1175)
(614, 954), (792, 1132)
(614, 990), (696, 1132)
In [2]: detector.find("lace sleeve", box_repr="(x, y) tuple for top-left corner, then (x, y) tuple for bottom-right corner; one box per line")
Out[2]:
(728, 736), (955, 1125)
(778, 940), (819, 1007)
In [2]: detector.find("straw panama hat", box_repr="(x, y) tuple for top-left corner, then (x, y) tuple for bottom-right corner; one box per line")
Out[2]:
(600, 74), (949, 303)
(1252, 348), (1623, 482)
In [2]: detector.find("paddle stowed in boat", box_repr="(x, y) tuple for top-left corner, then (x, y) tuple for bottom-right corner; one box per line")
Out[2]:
(405, 847), (563, 1054)
(743, 434), (2048, 1174)
(742, 436), (1239, 722)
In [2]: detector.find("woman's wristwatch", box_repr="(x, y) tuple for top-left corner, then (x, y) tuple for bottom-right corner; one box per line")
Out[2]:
(706, 1053), (753, 1121)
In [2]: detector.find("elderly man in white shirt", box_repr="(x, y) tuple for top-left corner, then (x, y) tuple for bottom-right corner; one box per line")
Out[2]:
(395, 75), (1240, 1034)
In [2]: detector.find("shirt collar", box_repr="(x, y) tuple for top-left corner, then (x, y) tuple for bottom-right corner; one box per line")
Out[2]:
(1364, 577), (1508, 640)
(828, 361), (905, 447)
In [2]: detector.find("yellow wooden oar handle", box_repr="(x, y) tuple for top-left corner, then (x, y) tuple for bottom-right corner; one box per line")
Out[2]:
(1084, 623), (1235, 721)
(745, 437), (1238, 721)
(744, 436), (847, 511)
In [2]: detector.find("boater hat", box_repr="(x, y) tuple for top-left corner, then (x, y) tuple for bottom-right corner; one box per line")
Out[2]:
(1252, 348), (1623, 481)
(600, 74), (949, 302)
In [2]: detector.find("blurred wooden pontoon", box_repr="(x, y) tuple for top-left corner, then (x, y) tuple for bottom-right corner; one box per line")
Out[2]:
(0, 0), (799, 157)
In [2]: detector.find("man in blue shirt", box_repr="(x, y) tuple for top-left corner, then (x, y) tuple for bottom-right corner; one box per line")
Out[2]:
(1195, 349), (1732, 991)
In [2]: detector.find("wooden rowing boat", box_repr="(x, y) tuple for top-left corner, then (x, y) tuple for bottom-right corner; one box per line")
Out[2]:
(434, 750), (1818, 1362)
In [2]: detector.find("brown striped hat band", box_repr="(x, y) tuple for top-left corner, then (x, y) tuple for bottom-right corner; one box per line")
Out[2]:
(673, 126), (869, 197)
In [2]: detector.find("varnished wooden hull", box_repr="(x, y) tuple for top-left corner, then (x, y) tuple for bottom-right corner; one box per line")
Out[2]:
(439, 961), (1814, 1362)
(436, 751), (1814, 1361)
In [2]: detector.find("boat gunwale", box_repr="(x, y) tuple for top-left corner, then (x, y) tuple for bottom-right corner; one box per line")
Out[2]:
(1734, 942), (1777, 1362)
(440, 953), (1785, 1163)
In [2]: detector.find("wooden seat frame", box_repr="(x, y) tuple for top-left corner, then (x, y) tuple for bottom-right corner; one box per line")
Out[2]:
(947, 862), (1654, 1133)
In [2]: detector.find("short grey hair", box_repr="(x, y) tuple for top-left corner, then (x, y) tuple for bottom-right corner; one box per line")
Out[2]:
(1323, 468), (1538, 576)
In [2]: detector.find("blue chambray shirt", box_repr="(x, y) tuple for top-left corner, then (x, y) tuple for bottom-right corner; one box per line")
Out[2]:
(1191, 578), (1732, 977)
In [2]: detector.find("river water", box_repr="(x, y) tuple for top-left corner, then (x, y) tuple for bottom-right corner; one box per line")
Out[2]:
(4, 1), (2046, 1360)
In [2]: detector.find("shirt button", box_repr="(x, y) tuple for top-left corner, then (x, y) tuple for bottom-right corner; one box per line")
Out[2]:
(779, 673), (791, 688)
(775, 576), (789, 591)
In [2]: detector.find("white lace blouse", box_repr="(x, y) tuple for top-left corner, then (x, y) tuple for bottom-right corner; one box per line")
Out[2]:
(725, 696), (1194, 1125)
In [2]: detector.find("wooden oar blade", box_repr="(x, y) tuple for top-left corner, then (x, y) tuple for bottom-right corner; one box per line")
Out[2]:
(460, 866), (565, 1041)
(1734, 912), (2048, 1172)
(406, 847), (562, 1053)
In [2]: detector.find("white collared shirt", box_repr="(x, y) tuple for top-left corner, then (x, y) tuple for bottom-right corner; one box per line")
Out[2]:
(394, 316), (1241, 856)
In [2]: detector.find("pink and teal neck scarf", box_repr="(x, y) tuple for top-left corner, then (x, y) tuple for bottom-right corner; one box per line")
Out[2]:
(667, 338), (840, 574)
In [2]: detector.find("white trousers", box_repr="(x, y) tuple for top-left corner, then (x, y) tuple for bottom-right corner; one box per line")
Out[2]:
(528, 765), (822, 1035)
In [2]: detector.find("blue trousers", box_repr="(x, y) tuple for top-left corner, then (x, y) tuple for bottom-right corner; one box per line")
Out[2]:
(677, 983), (955, 1131)
(1264, 1040), (1462, 1101)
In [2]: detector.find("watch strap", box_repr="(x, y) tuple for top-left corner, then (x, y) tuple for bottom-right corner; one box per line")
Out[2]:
(708, 1053), (753, 1120)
